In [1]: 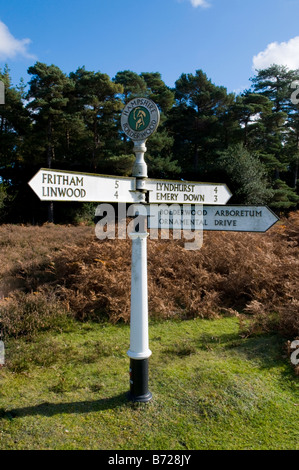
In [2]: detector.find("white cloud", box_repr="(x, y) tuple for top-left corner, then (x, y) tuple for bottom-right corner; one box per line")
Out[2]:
(190, 0), (211, 7)
(0, 20), (35, 60)
(177, 0), (211, 8)
(253, 36), (299, 71)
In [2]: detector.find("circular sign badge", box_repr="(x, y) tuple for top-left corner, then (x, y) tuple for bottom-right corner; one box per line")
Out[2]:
(121, 98), (160, 141)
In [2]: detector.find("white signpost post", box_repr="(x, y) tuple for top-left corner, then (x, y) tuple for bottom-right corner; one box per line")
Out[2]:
(121, 98), (160, 402)
(28, 97), (279, 404)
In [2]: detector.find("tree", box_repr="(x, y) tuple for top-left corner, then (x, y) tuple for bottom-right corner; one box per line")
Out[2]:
(250, 65), (298, 113)
(232, 91), (272, 147)
(271, 179), (299, 211)
(27, 62), (72, 168)
(169, 70), (235, 177)
(113, 71), (179, 178)
(140, 72), (175, 114)
(0, 66), (30, 177)
(70, 67), (123, 172)
(250, 64), (299, 208)
(26, 62), (73, 222)
(113, 70), (147, 103)
(216, 144), (274, 205)
(0, 66), (31, 222)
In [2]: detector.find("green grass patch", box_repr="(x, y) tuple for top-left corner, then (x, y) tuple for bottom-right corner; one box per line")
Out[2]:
(0, 317), (298, 450)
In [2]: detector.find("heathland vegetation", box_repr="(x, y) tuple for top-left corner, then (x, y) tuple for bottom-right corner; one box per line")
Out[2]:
(0, 213), (298, 343)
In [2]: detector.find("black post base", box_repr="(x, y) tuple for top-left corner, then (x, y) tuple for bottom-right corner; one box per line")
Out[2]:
(128, 358), (152, 403)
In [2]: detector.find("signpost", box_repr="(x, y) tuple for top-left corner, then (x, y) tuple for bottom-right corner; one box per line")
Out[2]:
(148, 205), (279, 232)
(121, 98), (160, 403)
(28, 96), (280, 404)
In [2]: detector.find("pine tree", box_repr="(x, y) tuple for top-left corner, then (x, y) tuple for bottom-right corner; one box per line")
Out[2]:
(169, 70), (235, 178)
(0, 66), (30, 221)
(250, 64), (299, 209)
(26, 62), (73, 221)
(113, 70), (147, 103)
(70, 67), (123, 172)
(216, 144), (274, 205)
(113, 71), (179, 178)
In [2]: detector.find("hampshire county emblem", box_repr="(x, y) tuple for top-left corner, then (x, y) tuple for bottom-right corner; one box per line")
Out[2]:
(129, 106), (150, 131)
(121, 98), (160, 141)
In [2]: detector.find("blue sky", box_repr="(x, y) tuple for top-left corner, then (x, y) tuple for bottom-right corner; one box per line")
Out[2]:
(1, 0), (299, 94)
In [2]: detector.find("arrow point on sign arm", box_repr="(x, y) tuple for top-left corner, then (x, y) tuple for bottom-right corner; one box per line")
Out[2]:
(28, 169), (41, 198)
(225, 185), (233, 204)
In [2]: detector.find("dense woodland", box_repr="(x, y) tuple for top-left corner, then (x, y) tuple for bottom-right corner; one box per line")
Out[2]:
(0, 62), (299, 223)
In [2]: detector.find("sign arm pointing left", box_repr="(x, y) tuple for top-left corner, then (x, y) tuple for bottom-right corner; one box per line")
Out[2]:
(28, 168), (144, 203)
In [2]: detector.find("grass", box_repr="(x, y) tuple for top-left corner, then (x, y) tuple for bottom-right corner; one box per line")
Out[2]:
(0, 221), (298, 449)
(0, 316), (298, 450)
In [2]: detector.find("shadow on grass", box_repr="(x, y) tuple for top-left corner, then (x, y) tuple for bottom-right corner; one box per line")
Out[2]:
(196, 331), (286, 366)
(195, 330), (297, 385)
(0, 392), (129, 420)
(223, 334), (286, 366)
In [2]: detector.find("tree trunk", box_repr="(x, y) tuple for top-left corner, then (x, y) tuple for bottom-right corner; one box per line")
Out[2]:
(47, 118), (54, 223)
(194, 147), (199, 173)
(48, 202), (54, 223)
